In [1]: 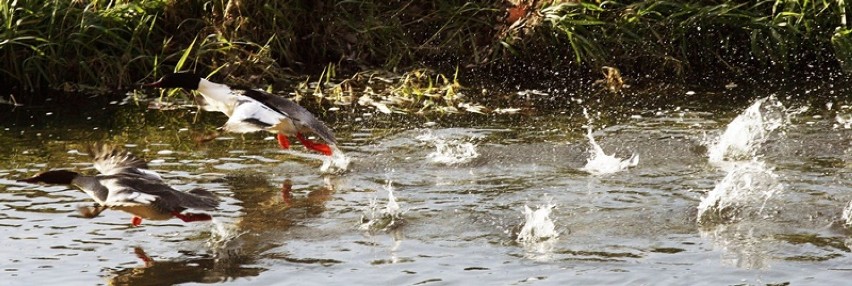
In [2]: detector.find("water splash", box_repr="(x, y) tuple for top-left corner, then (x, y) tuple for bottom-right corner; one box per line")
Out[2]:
(697, 160), (783, 224)
(516, 204), (559, 243)
(842, 201), (852, 228)
(580, 129), (639, 175)
(836, 113), (852, 129)
(359, 181), (404, 232)
(206, 219), (245, 249)
(706, 95), (791, 163)
(417, 133), (479, 165)
(320, 146), (351, 173)
(279, 145), (350, 173)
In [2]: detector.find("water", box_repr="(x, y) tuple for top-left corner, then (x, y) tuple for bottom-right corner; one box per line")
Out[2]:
(0, 92), (851, 285)
(580, 128), (639, 175)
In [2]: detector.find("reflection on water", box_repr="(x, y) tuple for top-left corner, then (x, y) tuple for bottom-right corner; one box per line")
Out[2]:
(699, 223), (773, 270)
(108, 247), (264, 285)
(0, 92), (851, 285)
(697, 160), (783, 224)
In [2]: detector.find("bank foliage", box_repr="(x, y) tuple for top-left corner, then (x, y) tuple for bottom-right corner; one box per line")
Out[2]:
(2, 0), (851, 94)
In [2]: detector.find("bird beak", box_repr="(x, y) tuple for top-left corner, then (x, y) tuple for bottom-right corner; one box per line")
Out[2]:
(142, 80), (163, 88)
(17, 175), (40, 183)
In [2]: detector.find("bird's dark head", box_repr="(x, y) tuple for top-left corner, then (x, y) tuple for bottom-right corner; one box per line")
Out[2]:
(18, 169), (80, 185)
(144, 72), (202, 90)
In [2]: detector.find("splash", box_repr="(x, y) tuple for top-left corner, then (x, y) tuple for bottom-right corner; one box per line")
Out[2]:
(417, 133), (479, 165)
(836, 113), (852, 129)
(842, 201), (852, 228)
(320, 146), (351, 173)
(516, 204), (559, 243)
(580, 129), (639, 175)
(359, 181), (404, 232)
(706, 95), (790, 163)
(697, 160), (783, 224)
(206, 219), (245, 249)
(279, 145), (350, 173)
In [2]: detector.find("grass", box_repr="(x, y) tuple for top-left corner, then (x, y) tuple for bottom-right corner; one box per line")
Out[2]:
(2, 0), (852, 103)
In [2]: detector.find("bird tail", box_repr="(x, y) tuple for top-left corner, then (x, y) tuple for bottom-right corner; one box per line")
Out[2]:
(179, 188), (220, 210)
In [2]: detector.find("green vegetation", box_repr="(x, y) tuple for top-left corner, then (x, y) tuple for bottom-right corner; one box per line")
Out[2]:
(2, 0), (851, 103)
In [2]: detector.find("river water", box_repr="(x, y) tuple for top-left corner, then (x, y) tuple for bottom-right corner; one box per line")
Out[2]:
(0, 90), (850, 285)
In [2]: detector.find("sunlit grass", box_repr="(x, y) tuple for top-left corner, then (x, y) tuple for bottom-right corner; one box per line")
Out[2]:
(1, 0), (851, 99)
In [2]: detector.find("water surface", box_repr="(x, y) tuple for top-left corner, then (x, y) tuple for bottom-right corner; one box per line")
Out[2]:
(1, 92), (850, 285)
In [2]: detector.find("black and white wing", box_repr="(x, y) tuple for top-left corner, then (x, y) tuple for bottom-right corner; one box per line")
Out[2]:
(88, 144), (161, 180)
(222, 96), (286, 133)
(241, 89), (337, 144)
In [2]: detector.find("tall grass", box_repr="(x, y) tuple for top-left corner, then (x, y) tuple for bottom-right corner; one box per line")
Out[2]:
(508, 0), (850, 84)
(1, 0), (851, 97)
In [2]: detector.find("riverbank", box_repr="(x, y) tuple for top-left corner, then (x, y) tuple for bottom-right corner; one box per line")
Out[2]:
(3, 0), (852, 104)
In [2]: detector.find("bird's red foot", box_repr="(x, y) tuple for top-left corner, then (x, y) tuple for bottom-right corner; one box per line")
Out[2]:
(172, 212), (213, 223)
(296, 133), (333, 156)
(131, 216), (143, 226)
(277, 133), (291, 149)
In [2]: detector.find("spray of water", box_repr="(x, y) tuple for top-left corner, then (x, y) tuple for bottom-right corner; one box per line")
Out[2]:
(206, 219), (245, 249)
(516, 204), (559, 243)
(836, 113), (852, 129)
(320, 146), (351, 173)
(697, 160), (783, 224)
(706, 95), (790, 163)
(278, 145), (350, 173)
(417, 133), (479, 165)
(580, 128), (639, 175)
(360, 181), (404, 232)
(842, 201), (852, 228)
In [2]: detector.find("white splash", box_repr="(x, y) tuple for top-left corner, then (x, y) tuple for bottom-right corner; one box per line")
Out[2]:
(697, 160), (783, 224)
(516, 204), (559, 243)
(320, 146), (351, 173)
(836, 113), (852, 129)
(417, 133), (479, 165)
(842, 201), (852, 228)
(707, 95), (790, 163)
(360, 181), (404, 232)
(207, 219), (245, 249)
(580, 129), (638, 175)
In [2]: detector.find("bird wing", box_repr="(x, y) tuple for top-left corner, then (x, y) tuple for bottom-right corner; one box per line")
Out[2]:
(222, 97), (285, 133)
(88, 144), (162, 181)
(97, 177), (162, 207)
(240, 89), (337, 144)
(100, 177), (218, 211)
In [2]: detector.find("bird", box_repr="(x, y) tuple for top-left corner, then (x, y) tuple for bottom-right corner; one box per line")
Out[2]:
(17, 144), (219, 227)
(145, 72), (337, 156)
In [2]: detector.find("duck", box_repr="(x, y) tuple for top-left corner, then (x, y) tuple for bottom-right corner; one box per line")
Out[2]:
(145, 72), (337, 156)
(17, 144), (219, 227)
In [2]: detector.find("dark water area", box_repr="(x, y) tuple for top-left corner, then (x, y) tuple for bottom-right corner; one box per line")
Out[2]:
(0, 87), (850, 285)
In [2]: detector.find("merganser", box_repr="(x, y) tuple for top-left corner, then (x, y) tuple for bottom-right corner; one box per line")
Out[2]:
(145, 72), (337, 156)
(18, 144), (219, 226)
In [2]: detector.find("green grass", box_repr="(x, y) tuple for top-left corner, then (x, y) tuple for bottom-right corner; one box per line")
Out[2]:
(1, 0), (851, 100)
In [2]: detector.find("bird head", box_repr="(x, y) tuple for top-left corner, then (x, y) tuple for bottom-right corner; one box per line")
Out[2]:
(18, 169), (80, 185)
(144, 72), (202, 90)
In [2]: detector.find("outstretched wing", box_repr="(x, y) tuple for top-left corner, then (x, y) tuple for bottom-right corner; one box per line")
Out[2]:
(88, 144), (161, 180)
